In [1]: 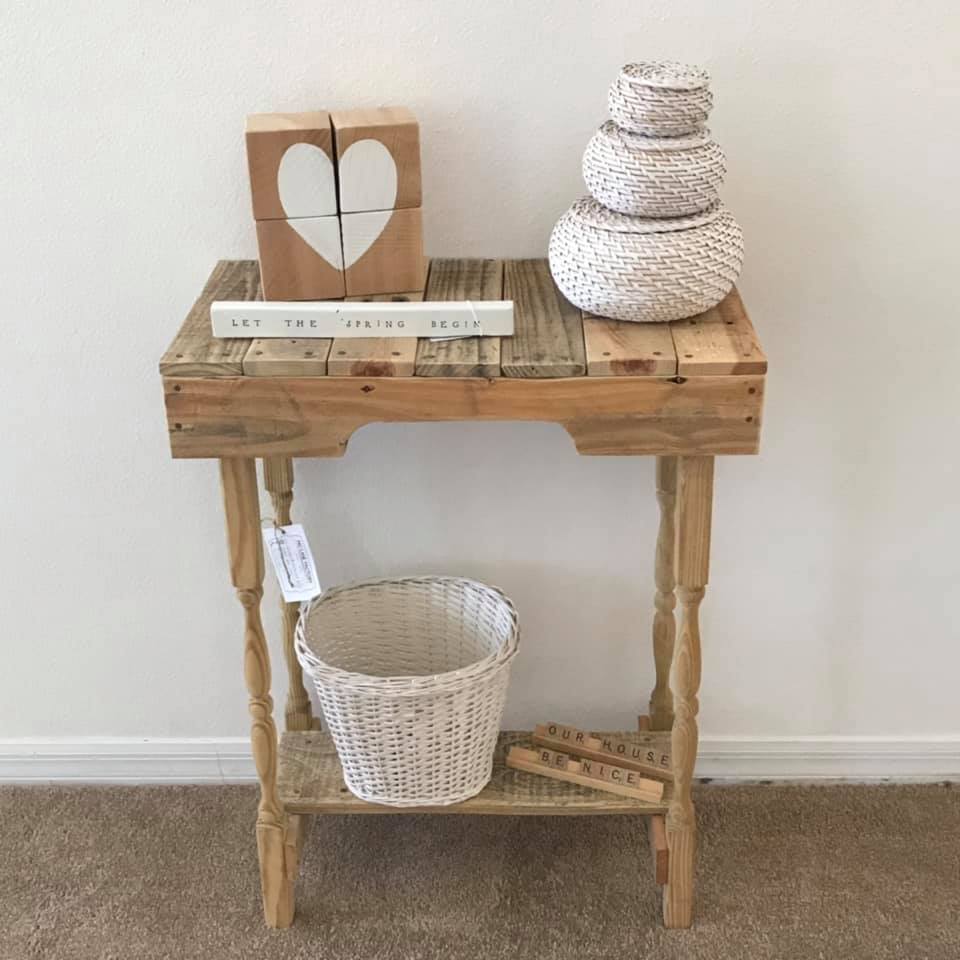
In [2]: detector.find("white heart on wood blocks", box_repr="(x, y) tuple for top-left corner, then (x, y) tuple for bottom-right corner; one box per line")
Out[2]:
(287, 217), (343, 270)
(277, 138), (398, 270)
(338, 139), (398, 213)
(277, 143), (337, 219)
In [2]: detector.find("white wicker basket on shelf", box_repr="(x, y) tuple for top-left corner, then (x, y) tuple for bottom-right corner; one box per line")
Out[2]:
(548, 198), (744, 323)
(583, 121), (725, 217)
(295, 576), (520, 807)
(608, 61), (712, 136)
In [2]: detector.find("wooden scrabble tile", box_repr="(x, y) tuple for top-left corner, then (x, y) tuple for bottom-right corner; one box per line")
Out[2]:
(592, 732), (672, 777)
(330, 107), (421, 213)
(341, 207), (425, 298)
(246, 111), (337, 221)
(533, 723), (673, 781)
(255, 216), (345, 301)
(505, 746), (664, 803)
(578, 757), (658, 796)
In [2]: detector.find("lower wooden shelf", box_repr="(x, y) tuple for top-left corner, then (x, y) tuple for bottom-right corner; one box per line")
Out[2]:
(278, 729), (672, 816)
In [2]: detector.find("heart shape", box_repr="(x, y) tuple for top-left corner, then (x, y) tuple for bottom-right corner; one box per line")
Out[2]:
(338, 139), (398, 267)
(277, 142), (336, 219)
(277, 138), (398, 270)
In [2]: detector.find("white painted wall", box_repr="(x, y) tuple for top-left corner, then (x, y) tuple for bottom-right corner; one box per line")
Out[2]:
(2, 2), (958, 757)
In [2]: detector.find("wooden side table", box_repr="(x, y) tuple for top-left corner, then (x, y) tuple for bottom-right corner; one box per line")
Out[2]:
(159, 258), (767, 929)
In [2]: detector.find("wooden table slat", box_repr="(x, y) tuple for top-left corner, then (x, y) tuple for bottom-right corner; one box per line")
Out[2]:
(327, 289), (425, 377)
(501, 260), (586, 378)
(159, 260), (260, 377)
(415, 259), (503, 377)
(243, 338), (332, 376)
(583, 314), (677, 377)
(670, 288), (767, 377)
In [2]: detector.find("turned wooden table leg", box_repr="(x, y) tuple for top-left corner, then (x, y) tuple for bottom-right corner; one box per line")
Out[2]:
(663, 455), (713, 929)
(262, 456), (316, 732)
(649, 456), (677, 731)
(220, 458), (295, 929)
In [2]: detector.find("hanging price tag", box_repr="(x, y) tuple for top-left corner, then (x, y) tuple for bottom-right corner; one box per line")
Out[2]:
(261, 523), (321, 602)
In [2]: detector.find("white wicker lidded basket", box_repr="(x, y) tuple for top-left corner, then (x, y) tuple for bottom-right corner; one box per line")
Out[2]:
(583, 121), (725, 217)
(608, 61), (712, 136)
(295, 576), (519, 807)
(548, 198), (744, 323)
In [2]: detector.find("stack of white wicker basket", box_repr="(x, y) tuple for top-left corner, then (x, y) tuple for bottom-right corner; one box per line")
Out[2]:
(549, 61), (744, 323)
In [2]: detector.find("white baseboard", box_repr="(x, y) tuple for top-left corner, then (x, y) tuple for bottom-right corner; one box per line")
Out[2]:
(1, 735), (957, 785)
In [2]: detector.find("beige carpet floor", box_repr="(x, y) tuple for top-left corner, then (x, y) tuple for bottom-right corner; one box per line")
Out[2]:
(2, 782), (957, 959)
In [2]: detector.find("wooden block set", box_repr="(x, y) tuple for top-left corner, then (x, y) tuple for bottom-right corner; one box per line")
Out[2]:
(246, 108), (425, 301)
(505, 721), (674, 803)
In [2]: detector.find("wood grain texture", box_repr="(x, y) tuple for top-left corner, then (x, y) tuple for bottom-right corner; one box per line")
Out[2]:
(278, 730), (672, 815)
(662, 455), (713, 929)
(330, 106), (421, 212)
(245, 111), (336, 221)
(219, 457), (294, 927)
(256, 216), (345, 301)
(341, 207), (425, 298)
(328, 288), (425, 377)
(415, 259), (503, 377)
(243, 338), (331, 377)
(649, 456), (678, 732)
(163, 375), (765, 459)
(583, 315), (677, 376)
(671, 289), (767, 377)
(159, 261), (260, 377)
(262, 457), (314, 733)
(501, 260), (586, 378)
(648, 814), (670, 886)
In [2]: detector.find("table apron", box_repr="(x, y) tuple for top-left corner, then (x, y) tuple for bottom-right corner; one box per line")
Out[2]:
(163, 375), (764, 458)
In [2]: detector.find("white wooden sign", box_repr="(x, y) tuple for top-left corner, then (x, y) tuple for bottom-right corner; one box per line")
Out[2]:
(211, 299), (514, 339)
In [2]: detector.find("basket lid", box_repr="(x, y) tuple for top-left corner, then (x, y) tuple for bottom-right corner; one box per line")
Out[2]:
(619, 61), (710, 91)
(597, 119), (712, 152)
(569, 197), (723, 235)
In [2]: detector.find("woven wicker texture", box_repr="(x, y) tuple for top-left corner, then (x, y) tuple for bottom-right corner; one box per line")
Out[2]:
(609, 62), (713, 136)
(548, 198), (744, 323)
(583, 121), (725, 217)
(295, 576), (519, 807)
(621, 61), (710, 90)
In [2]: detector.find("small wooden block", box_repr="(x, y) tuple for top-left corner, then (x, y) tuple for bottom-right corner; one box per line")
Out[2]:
(243, 338), (331, 376)
(246, 112), (337, 221)
(533, 722), (672, 781)
(506, 746), (664, 803)
(328, 288), (424, 376)
(583, 315), (677, 376)
(341, 207), (425, 298)
(330, 107), (421, 213)
(255, 217), (345, 301)
(648, 815), (669, 885)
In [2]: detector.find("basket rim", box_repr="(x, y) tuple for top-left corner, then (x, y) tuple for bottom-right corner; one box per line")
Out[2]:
(295, 575), (520, 696)
(566, 197), (724, 235)
(594, 120), (715, 152)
